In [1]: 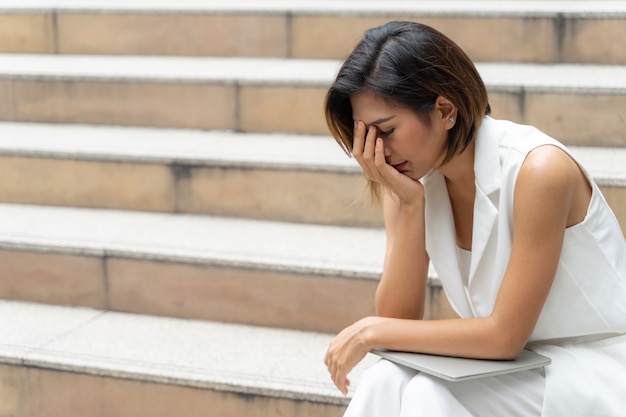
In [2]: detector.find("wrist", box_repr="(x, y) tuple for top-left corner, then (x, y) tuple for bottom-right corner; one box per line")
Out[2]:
(358, 316), (385, 349)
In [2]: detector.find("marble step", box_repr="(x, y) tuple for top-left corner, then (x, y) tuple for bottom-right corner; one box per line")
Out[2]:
(0, 299), (378, 416)
(1, 0), (625, 64)
(0, 122), (625, 231)
(0, 122), (380, 227)
(0, 202), (457, 333)
(0, 54), (625, 146)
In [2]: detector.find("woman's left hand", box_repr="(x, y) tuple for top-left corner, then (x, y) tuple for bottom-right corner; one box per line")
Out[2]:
(324, 316), (383, 395)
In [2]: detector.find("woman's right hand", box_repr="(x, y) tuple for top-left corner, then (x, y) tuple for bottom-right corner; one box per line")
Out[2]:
(352, 120), (425, 204)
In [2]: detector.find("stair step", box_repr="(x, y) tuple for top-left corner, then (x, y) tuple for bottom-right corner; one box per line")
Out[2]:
(0, 299), (375, 416)
(0, 202), (458, 330)
(0, 54), (625, 146)
(1, 1), (625, 64)
(0, 203), (380, 332)
(0, 122), (380, 227)
(0, 122), (624, 232)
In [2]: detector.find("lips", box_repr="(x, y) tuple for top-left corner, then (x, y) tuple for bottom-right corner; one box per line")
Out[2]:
(391, 161), (408, 172)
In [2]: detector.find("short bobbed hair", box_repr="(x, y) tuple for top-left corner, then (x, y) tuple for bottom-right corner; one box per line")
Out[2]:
(325, 21), (490, 195)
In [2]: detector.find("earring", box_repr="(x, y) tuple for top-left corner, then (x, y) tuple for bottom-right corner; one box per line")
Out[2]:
(449, 116), (455, 122)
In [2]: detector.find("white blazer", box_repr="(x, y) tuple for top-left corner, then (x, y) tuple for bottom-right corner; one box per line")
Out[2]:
(422, 117), (626, 416)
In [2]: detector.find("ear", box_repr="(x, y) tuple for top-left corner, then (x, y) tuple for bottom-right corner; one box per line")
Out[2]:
(434, 96), (457, 130)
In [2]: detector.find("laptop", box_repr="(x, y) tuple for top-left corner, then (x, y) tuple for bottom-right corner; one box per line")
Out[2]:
(371, 348), (551, 382)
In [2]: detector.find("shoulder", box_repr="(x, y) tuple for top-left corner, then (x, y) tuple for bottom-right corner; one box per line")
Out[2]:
(515, 145), (584, 225)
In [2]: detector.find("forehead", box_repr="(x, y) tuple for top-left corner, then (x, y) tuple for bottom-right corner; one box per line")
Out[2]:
(349, 91), (406, 125)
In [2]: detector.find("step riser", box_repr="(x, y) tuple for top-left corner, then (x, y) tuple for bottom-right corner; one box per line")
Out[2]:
(0, 156), (382, 227)
(1, 79), (624, 147)
(0, 364), (345, 417)
(1, 12), (625, 65)
(1, 155), (626, 233)
(0, 249), (457, 333)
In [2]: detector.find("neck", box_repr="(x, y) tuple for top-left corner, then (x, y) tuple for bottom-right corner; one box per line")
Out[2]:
(437, 140), (476, 186)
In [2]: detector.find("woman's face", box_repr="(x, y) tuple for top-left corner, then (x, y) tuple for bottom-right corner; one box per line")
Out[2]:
(350, 90), (450, 181)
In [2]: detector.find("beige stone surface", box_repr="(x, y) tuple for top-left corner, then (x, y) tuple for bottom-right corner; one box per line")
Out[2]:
(0, 250), (106, 308)
(0, 79), (236, 130)
(291, 15), (387, 59)
(487, 91), (525, 125)
(291, 15), (557, 62)
(107, 258), (378, 333)
(57, 13), (288, 57)
(0, 156), (177, 211)
(0, 13), (54, 53)
(426, 286), (459, 321)
(239, 85), (329, 134)
(562, 19), (626, 65)
(602, 186), (626, 237)
(0, 364), (345, 417)
(417, 17), (557, 63)
(0, 364), (23, 417)
(178, 166), (382, 226)
(525, 94), (626, 147)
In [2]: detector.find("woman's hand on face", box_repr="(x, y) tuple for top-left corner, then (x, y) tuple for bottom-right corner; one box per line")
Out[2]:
(324, 316), (382, 395)
(352, 121), (424, 204)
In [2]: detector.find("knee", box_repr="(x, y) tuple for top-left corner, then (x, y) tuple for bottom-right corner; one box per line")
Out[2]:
(401, 373), (459, 413)
(403, 373), (445, 395)
(356, 359), (417, 392)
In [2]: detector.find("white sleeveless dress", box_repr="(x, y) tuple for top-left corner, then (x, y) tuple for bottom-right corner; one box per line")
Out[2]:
(343, 117), (626, 416)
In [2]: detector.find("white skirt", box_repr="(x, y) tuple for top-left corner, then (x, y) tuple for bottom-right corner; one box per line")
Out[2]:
(344, 359), (545, 417)
(345, 333), (626, 417)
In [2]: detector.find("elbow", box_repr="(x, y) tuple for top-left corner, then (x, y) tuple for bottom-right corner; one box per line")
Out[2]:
(491, 332), (528, 360)
(484, 317), (529, 360)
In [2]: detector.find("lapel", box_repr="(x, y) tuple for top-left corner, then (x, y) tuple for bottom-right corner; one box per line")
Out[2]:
(468, 117), (502, 285)
(424, 117), (502, 317)
(424, 170), (473, 317)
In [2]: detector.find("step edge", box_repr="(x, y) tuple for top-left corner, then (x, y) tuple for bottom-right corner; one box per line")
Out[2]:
(2, 1), (626, 18)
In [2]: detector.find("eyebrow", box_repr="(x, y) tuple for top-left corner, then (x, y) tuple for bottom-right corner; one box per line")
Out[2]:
(368, 115), (395, 125)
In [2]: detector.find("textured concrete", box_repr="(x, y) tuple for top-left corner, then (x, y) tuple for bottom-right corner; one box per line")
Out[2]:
(0, 299), (379, 413)
(0, 122), (623, 230)
(0, 249), (106, 308)
(0, 55), (624, 143)
(1, 1), (625, 63)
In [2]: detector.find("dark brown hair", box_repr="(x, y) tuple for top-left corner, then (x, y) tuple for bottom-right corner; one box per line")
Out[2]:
(324, 21), (490, 197)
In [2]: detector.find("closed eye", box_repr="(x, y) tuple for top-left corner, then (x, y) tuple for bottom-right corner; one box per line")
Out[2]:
(379, 128), (395, 138)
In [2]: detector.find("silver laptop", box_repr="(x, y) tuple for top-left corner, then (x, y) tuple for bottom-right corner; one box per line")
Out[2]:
(371, 348), (551, 382)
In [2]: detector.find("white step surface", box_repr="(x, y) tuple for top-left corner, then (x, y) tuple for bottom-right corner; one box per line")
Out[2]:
(0, 122), (358, 173)
(0, 122), (623, 187)
(0, 299), (376, 404)
(1, 54), (625, 94)
(0, 203), (386, 279)
(3, 0), (626, 17)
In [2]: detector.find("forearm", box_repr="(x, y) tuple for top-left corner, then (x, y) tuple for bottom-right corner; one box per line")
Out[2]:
(362, 315), (523, 360)
(376, 200), (429, 319)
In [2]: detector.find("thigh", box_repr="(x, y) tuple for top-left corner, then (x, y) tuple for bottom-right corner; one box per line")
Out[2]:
(344, 359), (418, 417)
(440, 368), (545, 417)
(400, 369), (544, 417)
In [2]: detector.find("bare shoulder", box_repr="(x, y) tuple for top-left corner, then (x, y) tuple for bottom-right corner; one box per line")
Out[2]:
(516, 144), (590, 228)
(519, 145), (580, 185)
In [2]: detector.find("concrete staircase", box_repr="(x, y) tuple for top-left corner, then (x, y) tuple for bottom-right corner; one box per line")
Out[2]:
(1, 1), (625, 415)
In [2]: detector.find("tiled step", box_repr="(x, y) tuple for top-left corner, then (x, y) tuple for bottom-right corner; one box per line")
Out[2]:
(0, 299), (378, 416)
(0, 203), (457, 333)
(0, 122), (380, 227)
(0, 122), (624, 232)
(1, 1), (625, 64)
(0, 55), (625, 146)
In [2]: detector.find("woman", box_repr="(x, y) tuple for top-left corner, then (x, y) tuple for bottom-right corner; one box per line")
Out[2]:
(323, 21), (626, 416)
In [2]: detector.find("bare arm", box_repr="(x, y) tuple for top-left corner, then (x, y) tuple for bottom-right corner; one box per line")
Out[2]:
(326, 145), (591, 393)
(376, 192), (429, 319)
(363, 145), (589, 359)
